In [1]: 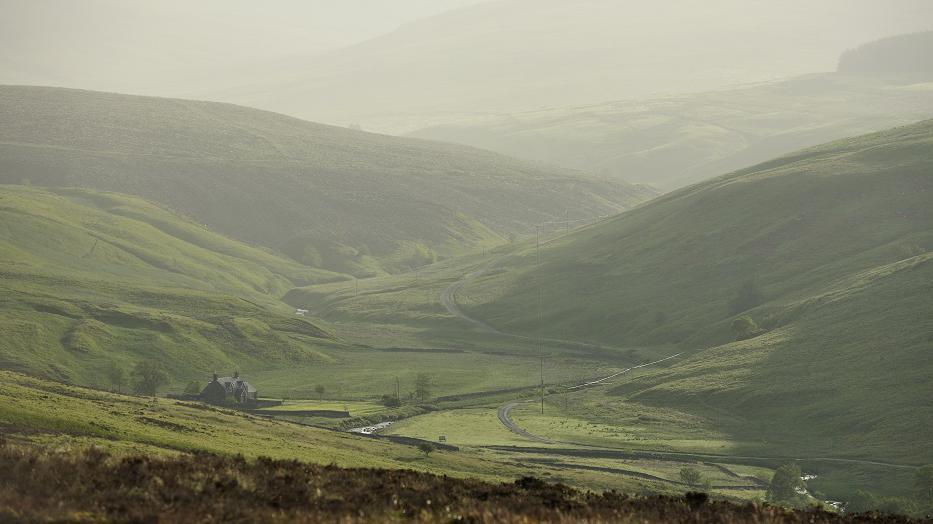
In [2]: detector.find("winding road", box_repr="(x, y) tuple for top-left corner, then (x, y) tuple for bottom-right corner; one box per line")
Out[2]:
(497, 401), (555, 444)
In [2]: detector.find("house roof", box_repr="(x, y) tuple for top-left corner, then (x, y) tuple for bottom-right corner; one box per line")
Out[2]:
(216, 376), (257, 393)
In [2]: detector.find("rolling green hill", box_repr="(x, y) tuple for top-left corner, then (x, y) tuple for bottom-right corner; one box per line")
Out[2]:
(0, 185), (344, 387)
(0, 85), (653, 276)
(451, 121), (933, 463)
(410, 73), (933, 190)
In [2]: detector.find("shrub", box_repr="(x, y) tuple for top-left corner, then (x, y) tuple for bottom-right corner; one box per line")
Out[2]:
(731, 315), (761, 341)
(766, 463), (804, 502)
(131, 361), (169, 396)
(380, 394), (401, 408)
(183, 381), (201, 396)
(679, 467), (703, 486)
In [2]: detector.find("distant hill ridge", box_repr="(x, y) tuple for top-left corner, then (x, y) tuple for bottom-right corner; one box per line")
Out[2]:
(0, 85), (654, 276)
(839, 31), (933, 78)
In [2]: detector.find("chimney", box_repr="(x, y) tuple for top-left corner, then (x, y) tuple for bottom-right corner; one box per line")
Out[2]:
(212, 372), (218, 382)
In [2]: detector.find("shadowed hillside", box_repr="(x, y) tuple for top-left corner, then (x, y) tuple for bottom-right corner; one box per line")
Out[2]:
(455, 120), (933, 463)
(0, 86), (653, 276)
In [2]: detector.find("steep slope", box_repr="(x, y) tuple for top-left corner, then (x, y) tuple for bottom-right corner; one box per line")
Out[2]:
(0, 185), (341, 387)
(455, 121), (933, 462)
(410, 73), (933, 190)
(0, 86), (652, 276)
(215, 0), (933, 130)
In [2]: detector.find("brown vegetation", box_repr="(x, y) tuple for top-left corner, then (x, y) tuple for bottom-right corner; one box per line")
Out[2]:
(0, 445), (924, 523)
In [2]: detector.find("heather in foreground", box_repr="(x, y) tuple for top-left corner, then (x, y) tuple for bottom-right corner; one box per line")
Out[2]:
(0, 446), (923, 523)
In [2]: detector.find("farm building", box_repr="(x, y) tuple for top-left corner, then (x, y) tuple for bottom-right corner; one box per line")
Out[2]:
(200, 371), (258, 405)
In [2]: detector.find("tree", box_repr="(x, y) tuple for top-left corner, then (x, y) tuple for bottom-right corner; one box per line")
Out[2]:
(105, 362), (126, 393)
(314, 384), (326, 401)
(381, 394), (401, 408)
(916, 465), (933, 505)
(183, 380), (201, 396)
(729, 279), (764, 314)
(731, 315), (760, 341)
(131, 361), (169, 396)
(766, 463), (804, 502)
(417, 442), (435, 457)
(679, 467), (703, 486)
(414, 373), (432, 403)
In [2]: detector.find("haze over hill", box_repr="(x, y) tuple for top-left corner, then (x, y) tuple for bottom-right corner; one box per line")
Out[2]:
(0, 86), (652, 276)
(4, 1), (931, 131)
(215, 0), (933, 131)
(451, 120), (933, 463)
(838, 31), (933, 79)
(0, 0), (483, 96)
(410, 72), (933, 190)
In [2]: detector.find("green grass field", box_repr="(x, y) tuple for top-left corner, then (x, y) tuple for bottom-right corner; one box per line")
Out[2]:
(258, 400), (384, 416)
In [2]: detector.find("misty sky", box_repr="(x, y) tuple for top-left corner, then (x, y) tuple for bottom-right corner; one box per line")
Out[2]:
(0, 0), (483, 90)
(2, 0), (932, 129)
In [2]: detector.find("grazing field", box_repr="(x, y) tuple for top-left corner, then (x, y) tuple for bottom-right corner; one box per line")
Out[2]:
(386, 408), (532, 447)
(257, 400), (384, 416)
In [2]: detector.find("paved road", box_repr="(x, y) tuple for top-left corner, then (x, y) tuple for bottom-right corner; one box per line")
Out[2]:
(497, 401), (555, 444)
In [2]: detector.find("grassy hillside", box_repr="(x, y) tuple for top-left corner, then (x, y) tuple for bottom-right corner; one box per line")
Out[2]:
(451, 121), (933, 463)
(410, 73), (933, 190)
(0, 185), (623, 401)
(0, 85), (653, 276)
(0, 185), (344, 387)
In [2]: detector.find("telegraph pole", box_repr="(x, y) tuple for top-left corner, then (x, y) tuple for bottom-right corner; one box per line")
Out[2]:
(540, 355), (545, 414)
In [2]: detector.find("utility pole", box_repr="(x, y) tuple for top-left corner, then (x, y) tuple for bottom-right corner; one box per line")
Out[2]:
(540, 355), (545, 414)
(395, 376), (400, 402)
